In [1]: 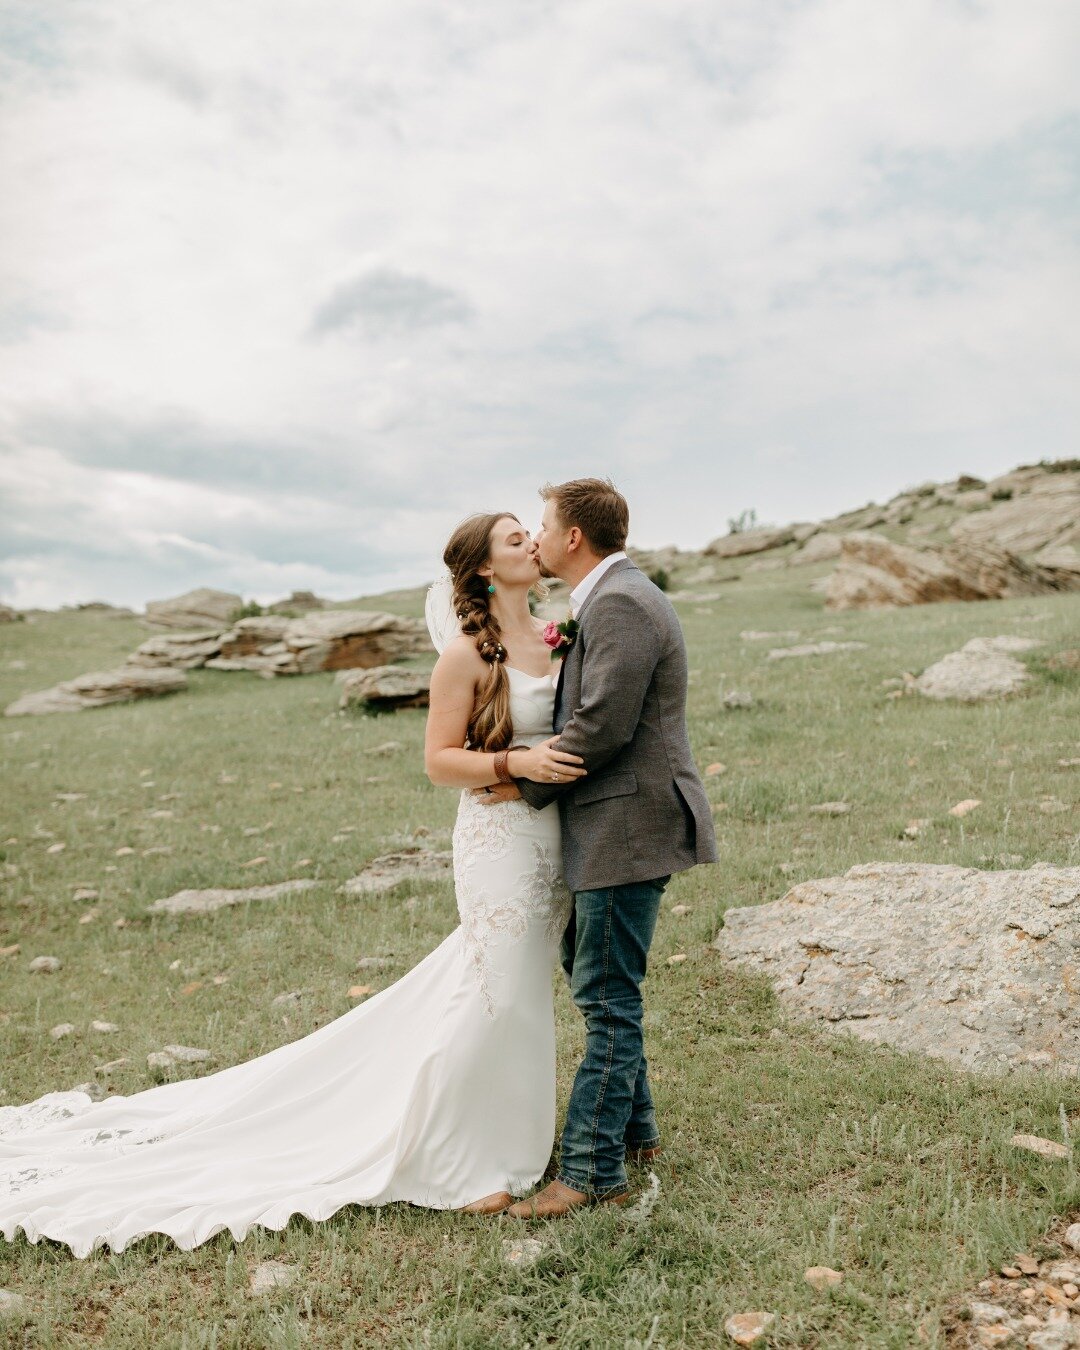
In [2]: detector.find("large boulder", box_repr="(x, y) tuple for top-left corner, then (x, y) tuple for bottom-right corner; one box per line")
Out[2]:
(143, 587), (242, 630)
(126, 630), (225, 669)
(824, 532), (1080, 610)
(267, 590), (327, 614)
(5, 666), (187, 716)
(205, 611), (431, 676)
(0, 604), (20, 623)
(339, 665), (431, 710)
(713, 862), (1080, 1075)
(704, 525), (798, 559)
(950, 470), (1080, 554)
(788, 531), (843, 566)
(914, 635), (1041, 702)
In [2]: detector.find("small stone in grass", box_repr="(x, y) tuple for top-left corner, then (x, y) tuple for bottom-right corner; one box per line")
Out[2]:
(72, 888), (98, 902)
(240, 856), (268, 868)
(808, 802), (850, 816)
(1015, 1254), (1040, 1275)
(28, 955), (61, 974)
(249, 1260), (294, 1295)
(1000, 1264), (1022, 1278)
(95, 1058), (129, 1075)
(949, 798), (982, 817)
(804, 1266), (843, 1290)
(502, 1238), (544, 1268)
(91, 1020), (119, 1033)
(78, 909), (99, 925)
(50, 1023), (76, 1040)
(670, 905), (691, 916)
(968, 1301), (1009, 1325)
(0, 1289), (29, 1318)
(46, 842), (65, 854)
(348, 985), (374, 999)
(115, 846), (135, 856)
(355, 956), (394, 970)
(1010, 1133), (1069, 1160)
(272, 990), (303, 1007)
(705, 762), (726, 776)
(903, 819), (929, 839)
(667, 954), (687, 965)
(724, 1311), (775, 1344)
(0, 943), (20, 957)
(1063, 1223), (1080, 1254)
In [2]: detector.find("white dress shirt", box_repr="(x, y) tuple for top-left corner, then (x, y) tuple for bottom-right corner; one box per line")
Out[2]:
(568, 551), (628, 618)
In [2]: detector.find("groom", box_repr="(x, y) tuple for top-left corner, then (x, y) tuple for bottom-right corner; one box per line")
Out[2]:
(485, 476), (718, 1216)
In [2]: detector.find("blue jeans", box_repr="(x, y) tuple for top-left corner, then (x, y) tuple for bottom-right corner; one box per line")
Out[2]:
(555, 875), (670, 1199)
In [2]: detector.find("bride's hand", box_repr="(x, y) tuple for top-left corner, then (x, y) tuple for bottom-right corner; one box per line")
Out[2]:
(513, 737), (587, 784)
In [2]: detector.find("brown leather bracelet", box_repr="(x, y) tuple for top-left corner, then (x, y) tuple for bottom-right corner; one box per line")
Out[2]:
(493, 748), (514, 785)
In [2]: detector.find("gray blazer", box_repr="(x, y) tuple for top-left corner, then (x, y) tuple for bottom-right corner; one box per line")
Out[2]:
(517, 558), (718, 892)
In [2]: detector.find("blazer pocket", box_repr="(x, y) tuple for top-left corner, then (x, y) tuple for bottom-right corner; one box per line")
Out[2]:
(574, 771), (638, 805)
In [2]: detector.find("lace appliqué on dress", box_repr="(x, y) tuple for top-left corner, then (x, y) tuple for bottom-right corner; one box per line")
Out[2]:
(453, 794), (572, 1018)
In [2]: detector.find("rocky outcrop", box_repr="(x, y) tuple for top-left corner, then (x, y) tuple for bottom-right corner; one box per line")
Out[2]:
(0, 604), (20, 623)
(788, 531), (843, 566)
(824, 532), (1080, 610)
(204, 611), (431, 676)
(914, 635), (1042, 702)
(147, 879), (318, 915)
(267, 590), (326, 614)
(338, 665), (431, 710)
(951, 470), (1080, 554)
(704, 525), (799, 559)
(341, 848), (453, 895)
(143, 587), (242, 630)
(126, 630), (226, 669)
(5, 666), (187, 717)
(713, 862), (1080, 1075)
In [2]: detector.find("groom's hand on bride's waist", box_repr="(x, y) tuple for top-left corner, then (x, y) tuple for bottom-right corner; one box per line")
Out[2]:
(472, 783), (523, 804)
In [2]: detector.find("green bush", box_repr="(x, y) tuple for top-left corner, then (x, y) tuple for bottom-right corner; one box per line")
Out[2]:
(648, 567), (670, 592)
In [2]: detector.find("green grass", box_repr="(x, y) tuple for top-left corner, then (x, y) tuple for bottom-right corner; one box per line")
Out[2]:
(1, 570), (1079, 1348)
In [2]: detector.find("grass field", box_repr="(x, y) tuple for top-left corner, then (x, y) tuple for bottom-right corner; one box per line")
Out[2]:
(1, 559), (1079, 1348)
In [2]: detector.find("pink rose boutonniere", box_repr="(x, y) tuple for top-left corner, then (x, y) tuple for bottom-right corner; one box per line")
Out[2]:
(542, 614), (580, 660)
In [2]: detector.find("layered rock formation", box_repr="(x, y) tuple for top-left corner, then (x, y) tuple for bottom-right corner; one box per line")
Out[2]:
(5, 666), (187, 716)
(143, 587), (243, 630)
(204, 611), (430, 676)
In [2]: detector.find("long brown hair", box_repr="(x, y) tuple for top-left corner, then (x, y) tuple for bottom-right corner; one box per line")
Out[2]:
(443, 512), (518, 752)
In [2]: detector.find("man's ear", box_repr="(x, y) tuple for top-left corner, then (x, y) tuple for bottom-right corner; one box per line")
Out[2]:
(566, 526), (583, 554)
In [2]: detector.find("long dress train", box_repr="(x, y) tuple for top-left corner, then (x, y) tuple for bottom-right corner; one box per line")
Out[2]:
(0, 666), (569, 1258)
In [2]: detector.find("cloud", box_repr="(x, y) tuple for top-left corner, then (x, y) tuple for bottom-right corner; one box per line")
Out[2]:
(0, 0), (1077, 607)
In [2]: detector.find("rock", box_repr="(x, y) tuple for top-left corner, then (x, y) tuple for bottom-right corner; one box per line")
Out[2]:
(50, 1023), (76, 1040)
(144, 587), (242, 630)
(720, 690), (754, 710)
(1016, 1255), (1041, 1276)
(28, 955), (62, 974)
(249, 1260), (295, 1295)
(950, 473), (1080, 554)
(502, 1238), (544, 1268)
(205, 611), (430, 677)
(767, 641), (868, 660)
(808, 802), (851, 816)
(740, 630), (799, 642)
(72, 888), (99, 902)
(267, 590), (326, 614)
(70, 1081), (106, 1102)
(90, 1020), (119, 1033)
(355, 956), (394, 970)
(271, 990), (303, 1007)
(363, 741), (404, 757)
(148, 1045), (213, 1071)
(670, 905), (691, 917)
(95, 1058), (128, 1074)
(949, 799), (982, 817)
(724, 1311), (776, 1343)
(1026, 1325), (1076, 1350)
(147, 878), (317, 915)
(789, 531), (843, 566)
(1063, 1224), (1080, 1254)
(0, 1289), (29, 1319)
(804, 1266), (843, 1290)
(1010, 1134), (1069, 1160)
(916, 637), (1041, 702)
(5, 666), (187, 717)
(712, 862), (1080, 1074)
(348, 985), (373, 999)
(968, 1300), (1010, 1325)
(903, 819), (930, 839)
(339, 666), (431, 711)
(125, 630), (224, 669)
(705, 763), (727, 776)
(825, 532), (1080, 611)
(705, 525), (798, 558)
(341, 849), (453, 896)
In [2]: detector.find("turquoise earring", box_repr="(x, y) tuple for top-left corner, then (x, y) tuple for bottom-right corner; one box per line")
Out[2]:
(487, 583), (496, 595)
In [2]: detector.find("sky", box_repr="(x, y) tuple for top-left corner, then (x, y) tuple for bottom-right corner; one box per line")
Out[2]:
(1, 0), (1078, 610)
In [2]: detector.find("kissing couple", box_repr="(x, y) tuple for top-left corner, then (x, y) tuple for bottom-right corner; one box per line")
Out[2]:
(0, 477), (718, 1257)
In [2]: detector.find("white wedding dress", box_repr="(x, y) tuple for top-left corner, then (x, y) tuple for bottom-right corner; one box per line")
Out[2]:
(0, 666), (570, 1259)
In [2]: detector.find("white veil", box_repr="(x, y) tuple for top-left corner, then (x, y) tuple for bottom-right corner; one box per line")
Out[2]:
(424, 570), (462, 654)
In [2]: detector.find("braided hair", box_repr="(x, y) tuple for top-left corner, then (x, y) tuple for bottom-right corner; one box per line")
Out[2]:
(442, 512), (518, 753)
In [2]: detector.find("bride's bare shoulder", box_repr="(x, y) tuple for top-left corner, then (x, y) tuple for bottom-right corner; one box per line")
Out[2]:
(432, 635), (484, 683)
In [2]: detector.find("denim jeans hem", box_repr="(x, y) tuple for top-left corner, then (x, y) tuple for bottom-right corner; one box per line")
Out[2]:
(625, 1134), (661, 1150)
(555, 1171), (630, 1201)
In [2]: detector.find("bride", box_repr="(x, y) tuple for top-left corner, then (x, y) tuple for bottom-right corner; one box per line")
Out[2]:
(0, 511), (586, 1256)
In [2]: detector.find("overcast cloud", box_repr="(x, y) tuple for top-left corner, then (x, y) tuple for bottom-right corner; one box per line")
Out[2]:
(1, 0), (1077, 609)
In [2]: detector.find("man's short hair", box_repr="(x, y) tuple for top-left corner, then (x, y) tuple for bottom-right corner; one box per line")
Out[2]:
(540, 478), (629, 554)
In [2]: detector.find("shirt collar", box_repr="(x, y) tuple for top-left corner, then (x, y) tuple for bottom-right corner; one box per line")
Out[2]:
(568, 551), (628, 618)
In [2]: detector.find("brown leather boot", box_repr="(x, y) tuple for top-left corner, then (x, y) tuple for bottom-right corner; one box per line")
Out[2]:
(458, 1190), (512, 1215)
(506, 1179), (631, 1219)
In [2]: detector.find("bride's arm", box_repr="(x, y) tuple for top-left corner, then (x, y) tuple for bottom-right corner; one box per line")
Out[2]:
(424, 638), (586, 789)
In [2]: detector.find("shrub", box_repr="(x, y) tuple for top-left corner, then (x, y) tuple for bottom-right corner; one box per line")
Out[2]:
(648, 568), (670, 592)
